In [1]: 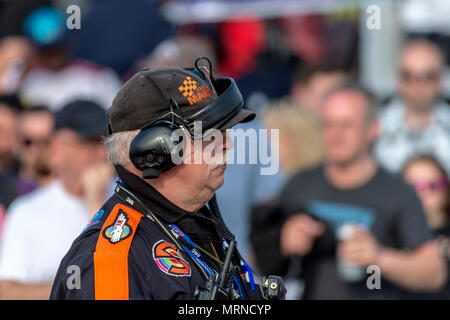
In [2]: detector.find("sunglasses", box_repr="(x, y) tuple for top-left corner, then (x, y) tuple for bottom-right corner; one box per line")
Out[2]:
(400, 69), (440, 84)
(411, 176), (448, 193)
(21, 137), (50, 148)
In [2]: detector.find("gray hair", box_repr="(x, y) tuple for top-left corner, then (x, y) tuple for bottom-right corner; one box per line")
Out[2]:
(103, 130), (140, 166)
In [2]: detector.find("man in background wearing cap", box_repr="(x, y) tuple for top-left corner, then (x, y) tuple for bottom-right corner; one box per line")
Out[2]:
(0, 99), (114, 299)
(49, 62), (275, 300)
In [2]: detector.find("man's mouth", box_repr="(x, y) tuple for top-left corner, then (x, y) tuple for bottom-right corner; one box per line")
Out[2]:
(211, 163), (227, 171)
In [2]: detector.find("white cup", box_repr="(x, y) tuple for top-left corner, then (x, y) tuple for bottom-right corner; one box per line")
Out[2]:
(336, 223), (365, 282)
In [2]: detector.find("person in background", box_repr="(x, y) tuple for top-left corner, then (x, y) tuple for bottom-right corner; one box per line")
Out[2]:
(0, 36), (33, 94)
(0, 94), (25, 209)
(262, 99), (322, 178)
(0, 105), (54, 210)
(375, 39), (450, 175)
(251, 83), (446, 299)
(0, 95), (22, 175)
(0, 104), (17, 174)
(16, 106), (54, 188)
(402, 155), (450, 299)
(18, 6), (122, 111)
(261, 64), (348, 178)
(290, 64), (349, 117)
(0, 99), (114, 300)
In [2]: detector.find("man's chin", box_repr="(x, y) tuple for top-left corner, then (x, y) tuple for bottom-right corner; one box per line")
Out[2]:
(212, 174), (225, 191)
(206, 164), (227, 191)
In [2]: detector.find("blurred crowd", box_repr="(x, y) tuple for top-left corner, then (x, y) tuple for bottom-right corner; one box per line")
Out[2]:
(0, 0), (448, 300)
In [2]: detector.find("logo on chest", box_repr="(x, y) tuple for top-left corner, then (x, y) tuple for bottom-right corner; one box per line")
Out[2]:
(102, 210), (133, 244)
(152, 240), (191, 277)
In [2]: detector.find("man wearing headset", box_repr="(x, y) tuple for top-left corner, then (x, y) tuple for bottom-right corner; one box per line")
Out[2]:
(50, 58), (284, 300)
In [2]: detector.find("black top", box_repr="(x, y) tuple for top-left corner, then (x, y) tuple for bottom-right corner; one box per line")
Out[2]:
(251, 164), (432, 300)
(50, 166), (262, 299)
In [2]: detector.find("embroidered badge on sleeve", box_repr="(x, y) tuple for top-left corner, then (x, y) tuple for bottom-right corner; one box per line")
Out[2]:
(152, 240), (191, 277)
(102, 210), (133, 244)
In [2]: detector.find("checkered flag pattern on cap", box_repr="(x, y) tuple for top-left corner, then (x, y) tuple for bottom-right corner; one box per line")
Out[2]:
(178, 76), (198, 97)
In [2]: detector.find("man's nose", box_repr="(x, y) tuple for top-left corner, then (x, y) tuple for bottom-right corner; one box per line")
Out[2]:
(223, 130), (234, 150)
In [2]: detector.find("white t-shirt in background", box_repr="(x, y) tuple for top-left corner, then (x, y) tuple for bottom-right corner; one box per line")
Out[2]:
(19, 61), (122, 111)
(0, 180), (90, 284)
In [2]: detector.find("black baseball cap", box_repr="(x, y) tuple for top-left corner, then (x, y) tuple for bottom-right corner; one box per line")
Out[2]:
(107, 66), (255, 134)
(55, 99), (108, 138)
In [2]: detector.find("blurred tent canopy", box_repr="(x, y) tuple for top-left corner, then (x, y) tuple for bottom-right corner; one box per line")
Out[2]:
(160, 0), (359, 25)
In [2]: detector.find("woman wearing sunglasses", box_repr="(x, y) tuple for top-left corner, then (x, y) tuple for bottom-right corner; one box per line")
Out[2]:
(402, 155), (450, 299)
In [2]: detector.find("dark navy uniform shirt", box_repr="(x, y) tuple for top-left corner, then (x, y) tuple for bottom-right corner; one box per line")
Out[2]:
(50, 166), (263, 300)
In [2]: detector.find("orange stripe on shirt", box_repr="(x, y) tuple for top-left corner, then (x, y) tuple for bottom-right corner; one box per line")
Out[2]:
(94, 203), (143, 300)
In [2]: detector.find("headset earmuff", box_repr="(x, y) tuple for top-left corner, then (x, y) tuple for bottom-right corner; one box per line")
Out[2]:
(129, 97), (188, 179)
(129, 120), (186, 179)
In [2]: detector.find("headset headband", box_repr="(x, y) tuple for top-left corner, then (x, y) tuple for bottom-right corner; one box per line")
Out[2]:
(183, 77), (243, 135)
(139, 75), (243, 138)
